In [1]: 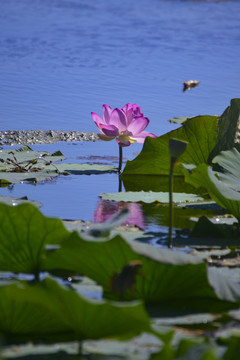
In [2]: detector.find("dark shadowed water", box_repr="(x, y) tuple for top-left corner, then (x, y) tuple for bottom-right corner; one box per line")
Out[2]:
(0, 0), (240, 231)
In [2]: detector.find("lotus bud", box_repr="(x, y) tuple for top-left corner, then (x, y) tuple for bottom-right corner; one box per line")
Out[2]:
(169, 138), (188, 161)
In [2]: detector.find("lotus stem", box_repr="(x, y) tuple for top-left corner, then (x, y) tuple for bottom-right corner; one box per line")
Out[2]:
(118, 174), (122, 192)
(168, 157), (175, 249)
(118, 145), (123, 173)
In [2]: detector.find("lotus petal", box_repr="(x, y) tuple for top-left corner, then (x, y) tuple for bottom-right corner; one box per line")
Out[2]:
(110, 108), (127, 132)
(128, 117), (150, 135)
(102, 104), (113, 124)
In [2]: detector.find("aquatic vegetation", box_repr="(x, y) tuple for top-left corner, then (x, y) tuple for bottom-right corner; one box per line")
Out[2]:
(168, 138), (188, 248)
(91, 103), (157, 171)
(2, 98), (240, 358)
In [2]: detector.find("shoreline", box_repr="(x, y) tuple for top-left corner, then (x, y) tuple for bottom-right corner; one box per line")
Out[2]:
(0, 130), (100, 146)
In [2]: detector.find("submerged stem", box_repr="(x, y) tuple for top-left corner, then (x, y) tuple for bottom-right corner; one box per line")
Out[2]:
(118, 174), (122, 192)
(168, 157), (175, 249)
(118, 145), (123, 173)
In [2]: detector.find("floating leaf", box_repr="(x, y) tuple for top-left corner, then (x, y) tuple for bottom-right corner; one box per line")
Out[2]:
(0, 145), (65, 167)
(100, 191), (204, 204)
(55, 163), (117, 175)
(0, 146), (117, 184)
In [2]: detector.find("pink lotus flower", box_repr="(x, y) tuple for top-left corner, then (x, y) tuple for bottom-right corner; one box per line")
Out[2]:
(91, 103), (157, 147)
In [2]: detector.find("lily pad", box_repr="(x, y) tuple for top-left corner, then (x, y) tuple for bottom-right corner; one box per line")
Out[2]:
(0, 145), (117, 184)
(100, 191), (204, 204)
(0, 145), (65, 166)
(55, 163), (117, 175)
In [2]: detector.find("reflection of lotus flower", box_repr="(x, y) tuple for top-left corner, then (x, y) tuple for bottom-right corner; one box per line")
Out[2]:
(91, 103), (157, 147)
(93, 199), (146, 230)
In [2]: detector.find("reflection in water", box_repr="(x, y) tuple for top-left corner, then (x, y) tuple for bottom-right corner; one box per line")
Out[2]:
(93, 199), (146, 230)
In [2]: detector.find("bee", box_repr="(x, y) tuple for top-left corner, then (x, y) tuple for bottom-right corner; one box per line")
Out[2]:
(182, 80), (200, 92)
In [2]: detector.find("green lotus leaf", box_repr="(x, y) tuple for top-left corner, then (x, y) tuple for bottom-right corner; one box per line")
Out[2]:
(0, 277), (151, 341)
(0, 163), (117, 184)
(213, 148), (240, 191)
(55, 163), (117, 175)
(209, 98), (240, 161)
(99, 191), (204, 204)
(122, 174), (202, 194)
(0, 170), (59, 184)
(184, 164), (240, 221)
(0, 145), (65, 166)
(0, 145), (117, 184)
(0, 203), (70, 274)
(43, 234), (240, 308)
(122, 115), (218, 176)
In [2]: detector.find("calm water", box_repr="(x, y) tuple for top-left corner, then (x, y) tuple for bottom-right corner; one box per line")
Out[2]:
(0, 0), (240, 231)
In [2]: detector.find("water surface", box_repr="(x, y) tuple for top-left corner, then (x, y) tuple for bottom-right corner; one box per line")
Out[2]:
(0, 0), (240, 230)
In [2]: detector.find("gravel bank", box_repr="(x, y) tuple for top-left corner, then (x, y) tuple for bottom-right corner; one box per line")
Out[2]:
(0, 130), (100, 145)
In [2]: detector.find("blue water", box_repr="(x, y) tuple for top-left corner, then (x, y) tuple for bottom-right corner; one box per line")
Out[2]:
(0, 0), (240, 230)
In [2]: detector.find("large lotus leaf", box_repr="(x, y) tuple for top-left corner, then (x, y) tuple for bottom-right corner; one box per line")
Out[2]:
(184, 164), (240, 221)
(212, 148), (240, 191)
(122, 115), (218, 176)
(99, 191), (204, 204)
(209, 98), (240, 162)
(0, 277), (151, 341)
(42, 234), (240, 308)
(0, 203), (70, 274)
(122, 174), (202, 194)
